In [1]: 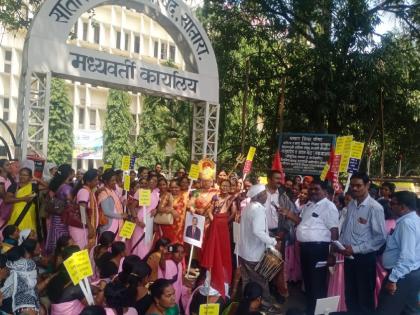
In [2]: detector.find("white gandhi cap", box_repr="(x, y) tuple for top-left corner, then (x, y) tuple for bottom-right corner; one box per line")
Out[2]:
(247, 184), (266, 198)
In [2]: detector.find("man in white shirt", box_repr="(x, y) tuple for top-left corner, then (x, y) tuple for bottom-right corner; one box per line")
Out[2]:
(239, 184), (281, 309)
(285, 180), (339, 315)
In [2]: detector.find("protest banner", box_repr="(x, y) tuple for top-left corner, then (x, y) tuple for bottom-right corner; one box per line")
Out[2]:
(199, 303), (220, 315)
(119, 220), (136, 241)
(246, 146), (256, 161)
(335, 136), (353, 173)
(123, 174), (130, 191)
(184, 212), (205, 275)
(63, 249), (94, 305)
(121, 155), (131, 171)
(347, 141), (364, 174)
(279, 133), (335, 175)
(138, 189), (151, 207)
(320, 163), (330, 181)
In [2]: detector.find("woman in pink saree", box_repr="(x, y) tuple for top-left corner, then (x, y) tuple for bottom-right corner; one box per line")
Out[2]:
(71, 169), (99, 250)
(98, 169), (128, 240)
(128, 176), (159, 259)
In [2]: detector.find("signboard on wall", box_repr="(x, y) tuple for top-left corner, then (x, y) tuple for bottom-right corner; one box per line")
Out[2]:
(279, 133), (336, 175)
(73, 129), (103, 160)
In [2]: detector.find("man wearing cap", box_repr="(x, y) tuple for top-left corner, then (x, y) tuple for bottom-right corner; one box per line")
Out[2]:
(238, 184), (282, 309)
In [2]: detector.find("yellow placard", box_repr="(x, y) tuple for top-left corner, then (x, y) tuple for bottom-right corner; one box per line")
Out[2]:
(320, 163), (330, 181)
(199, 303), (220, 315)
(138, 189), (151, 206)
(73, 249), (93, 279)
(246, 146), (256, 161)
(123, 174), (131, 191)
(63, 256), (80, 285)
(337, 136), (353, 173)
(258, 176), (268, 185)
(103, 164), (112, 171)
(350, 141), (364, 160)
(121, 155), (131, 171)
(119, 221), (136, 239)
(188, 164), (200, 180)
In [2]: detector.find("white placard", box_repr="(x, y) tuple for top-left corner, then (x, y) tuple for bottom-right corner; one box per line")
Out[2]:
(183, 212), (205, 248)
(314, 296), (340, 315)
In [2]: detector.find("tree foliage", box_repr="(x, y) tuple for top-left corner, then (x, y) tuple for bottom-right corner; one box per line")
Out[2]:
(103, 89), (134, 166)
(47, 78), (73, 165)
(135, 95), (192, 170)
(199, 0), (420, 175)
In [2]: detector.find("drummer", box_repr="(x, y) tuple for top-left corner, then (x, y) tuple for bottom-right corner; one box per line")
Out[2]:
(238, 184), (282, 311)
(283, 180), (339, 315)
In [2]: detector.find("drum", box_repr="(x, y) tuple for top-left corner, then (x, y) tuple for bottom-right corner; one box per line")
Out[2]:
(254, 248), (283, 281)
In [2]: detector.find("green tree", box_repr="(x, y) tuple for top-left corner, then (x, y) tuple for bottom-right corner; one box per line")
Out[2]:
(200, 0), (420, 175)
(47, 78), (74, 165)
(135, 96), (192, 170)
(103, 89), (134, 166)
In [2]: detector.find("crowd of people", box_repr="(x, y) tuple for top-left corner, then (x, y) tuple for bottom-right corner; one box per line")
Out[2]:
(0, 158), (419, 315)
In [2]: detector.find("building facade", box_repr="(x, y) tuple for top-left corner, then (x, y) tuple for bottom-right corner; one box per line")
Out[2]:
(0, 4), (186, 169)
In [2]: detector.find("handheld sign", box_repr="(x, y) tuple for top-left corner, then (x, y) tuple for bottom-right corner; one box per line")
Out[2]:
(63, 249), (94, 305)
(259, 176), (268, 185)
(138, 189), (151, 206)
(336, 136), (353, 173)
(63, 255), (80, 285)
(119, 221), (136, 240)
(73, 249), (93, 279)
(188, 164), (200, 180)
(246, 146), (256, 161)
(123, 174), (130, 191)
(121, 155), (131, 171)
(199, 303), (220, 315)
(320, 163), (330, 181)
(347, 141), (364, 174)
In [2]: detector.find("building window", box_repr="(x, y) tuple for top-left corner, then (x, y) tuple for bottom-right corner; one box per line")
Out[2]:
(90, 109), (96, 129)
(116, 31), (121, 49)
(124, 33), (129, 51)
(4, 50), (12, 73)
(78, 107), (85, 128)
(93, 24), (100, 44)
(160, 42), (167, 60)
(153, 41), (159, 58)
(88, 160), (94, 169)
(82, 22), (88, 41)
(134, 36), (140, 54)
(77, 159), (82, 170)
(169, 45), (176, 62)
(2, 98), (10, 121)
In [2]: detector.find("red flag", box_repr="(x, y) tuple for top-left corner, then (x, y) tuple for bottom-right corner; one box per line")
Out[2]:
(272, 149), (285, 184)
(272, 149), (283, 172)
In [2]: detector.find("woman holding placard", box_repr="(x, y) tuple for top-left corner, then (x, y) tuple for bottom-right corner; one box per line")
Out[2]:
(97, 170), (128, 240)
(128, 175), (159, 259)
(72, 169), (99, 250)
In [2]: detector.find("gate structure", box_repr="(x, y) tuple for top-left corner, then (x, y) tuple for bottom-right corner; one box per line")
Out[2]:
(16, 0), (219, 162)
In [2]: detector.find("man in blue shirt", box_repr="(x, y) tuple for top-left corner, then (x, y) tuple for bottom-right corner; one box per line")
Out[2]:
(377, 190), (420, 315)
(339, 172), (386, 313)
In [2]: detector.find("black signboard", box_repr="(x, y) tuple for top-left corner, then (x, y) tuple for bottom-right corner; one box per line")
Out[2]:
(279, 133), (336, 175)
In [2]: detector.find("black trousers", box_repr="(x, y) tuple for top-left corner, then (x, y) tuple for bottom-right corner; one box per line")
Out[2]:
(300, 242), (330, 315)
(376, 267), (420, 315)
(344, 252), (377, 313)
